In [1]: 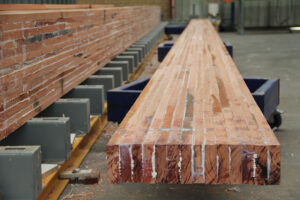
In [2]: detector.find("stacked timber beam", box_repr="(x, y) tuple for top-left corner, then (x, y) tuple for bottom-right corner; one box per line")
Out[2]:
(107, 19), (280, 185)
(0, 6), (161, 140)
(0, 4), (114, 11)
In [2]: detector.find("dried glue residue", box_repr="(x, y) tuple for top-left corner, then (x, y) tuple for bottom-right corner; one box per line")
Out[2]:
(129, 145), (134, 179)
(178, 149), (182, 180)
(216, 155), (219, 181)
(191, 135), (195, 180)
(228, 146), (232, 177)
(202, 143), (206, 182)
(151, 145), (157, 179)
(267, 148), (271, 181)
(118, 146), (122, 178)
(252, 153), (258, 178)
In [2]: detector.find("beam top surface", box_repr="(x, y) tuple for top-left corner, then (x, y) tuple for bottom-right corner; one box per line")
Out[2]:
(109, 19), (279, 147)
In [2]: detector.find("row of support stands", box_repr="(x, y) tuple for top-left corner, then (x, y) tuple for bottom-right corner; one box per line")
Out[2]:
(0, 22), (167, 200)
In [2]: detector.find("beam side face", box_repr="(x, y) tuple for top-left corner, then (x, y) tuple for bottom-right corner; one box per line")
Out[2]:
(0, 6), (161, 140)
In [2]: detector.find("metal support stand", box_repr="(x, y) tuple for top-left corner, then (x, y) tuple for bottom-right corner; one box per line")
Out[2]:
(96, 68), (123, 88)
(0, 146), (42, 199)
(113, 56), (135, 72)
(82, 75), (114, 100)
(64, 85), (105, 115)
(105, 61), (129, 80)
(39, 99), (90, 135)
(0, 117), (71, 163)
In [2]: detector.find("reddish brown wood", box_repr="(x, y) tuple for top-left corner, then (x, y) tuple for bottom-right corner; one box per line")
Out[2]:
(107, 19), (280, 185)
(0, 6), (160, 140)
(0, 4), (113, 11)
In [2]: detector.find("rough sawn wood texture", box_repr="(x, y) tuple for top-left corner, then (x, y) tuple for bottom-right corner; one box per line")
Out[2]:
(0, 6), (160, 140)
(107, 19), (280, 185)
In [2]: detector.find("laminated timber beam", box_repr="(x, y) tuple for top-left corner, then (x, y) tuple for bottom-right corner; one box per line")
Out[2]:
(107, 19), (280, 185)
(0, 6), (161, 140)
(0, 4), (114, 11)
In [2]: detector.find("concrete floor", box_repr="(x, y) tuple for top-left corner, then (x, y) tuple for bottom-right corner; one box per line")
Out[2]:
(60, 31), (300, 200)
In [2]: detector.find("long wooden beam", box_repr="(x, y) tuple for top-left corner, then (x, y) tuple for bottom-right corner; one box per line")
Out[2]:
(107, 19), (280, 185)
(0, 4), (114, 11)
(0, 6), (160, 140)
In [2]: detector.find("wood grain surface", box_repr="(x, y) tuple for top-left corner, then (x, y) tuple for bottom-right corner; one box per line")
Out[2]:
(0, 6), (160, 140)
(107, 19), (280, 185)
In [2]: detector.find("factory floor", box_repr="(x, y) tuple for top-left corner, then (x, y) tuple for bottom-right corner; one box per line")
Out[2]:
(60, 31), (300, 200)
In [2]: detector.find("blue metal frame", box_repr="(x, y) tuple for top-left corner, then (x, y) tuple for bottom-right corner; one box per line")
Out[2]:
(165, 25), (186, 35)
(158, 43), (173, 62)
(244, 78), (280, 120)
(224, 41), (233, 58)
(158, 41), (232, 63)
(107, 78), (150, 123)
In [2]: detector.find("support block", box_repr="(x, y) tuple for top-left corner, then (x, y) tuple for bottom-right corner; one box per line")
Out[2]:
(165, 25), (186, 35)
(244, 78), (280, 120)
(107, 78), (150, 123)
(82, 75), (114, 100)
(0, 146), (42, 200)
(131, 45), (146, 57)
(105, 61), (129, 81)
(39, 99), (90, 135)
(121, 52), (139, 68)
(95, 68), (123, 88)
(140, 39), (154, 53)
(114, 56), (135, 72)
(63, 85), (105, 115)
(0, 118), (71, 163)
(126, 48), (143, 63)
(135, 41), (150, 54)
(140, 22), (167, 53)
(158, 43), (173, 62)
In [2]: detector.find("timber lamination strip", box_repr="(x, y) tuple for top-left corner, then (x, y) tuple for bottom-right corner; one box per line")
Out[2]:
(0, 6), (161, 140)
(107, 19), (280, 185)
(0, 4), (114, 11)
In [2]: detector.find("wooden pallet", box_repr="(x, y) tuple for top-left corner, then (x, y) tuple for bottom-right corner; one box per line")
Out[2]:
(107, 19), (280, 185)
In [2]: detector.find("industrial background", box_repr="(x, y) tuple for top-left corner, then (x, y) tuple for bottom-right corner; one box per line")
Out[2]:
(2, 0), (300, 27)
(0, 0), (299, 199)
